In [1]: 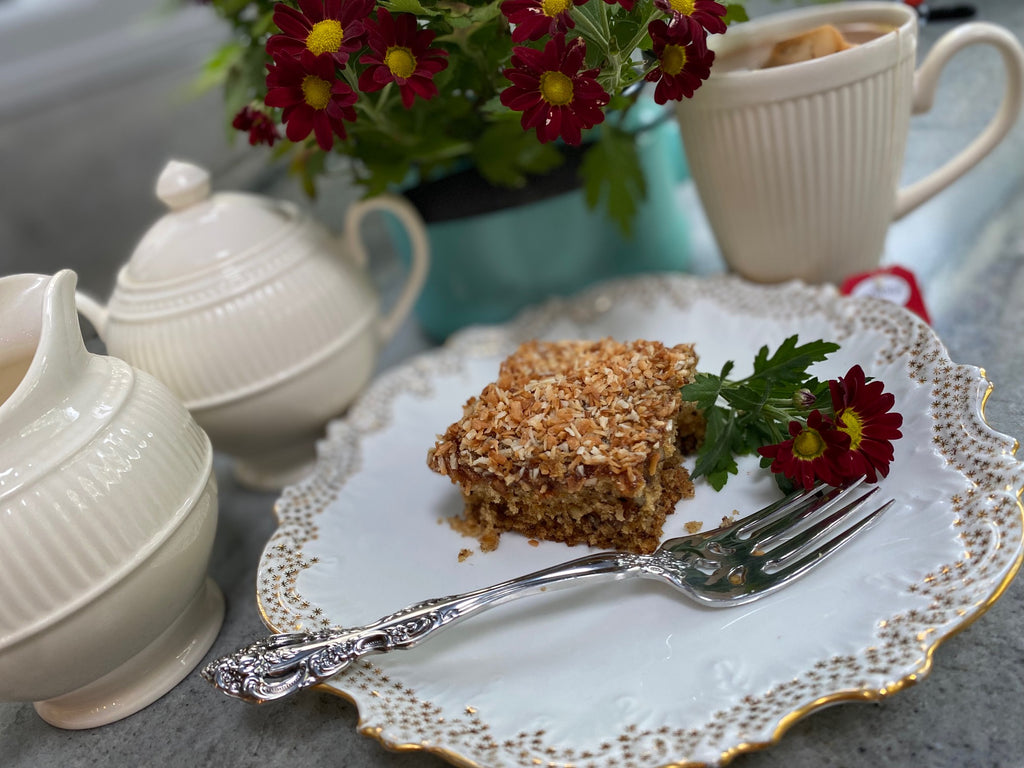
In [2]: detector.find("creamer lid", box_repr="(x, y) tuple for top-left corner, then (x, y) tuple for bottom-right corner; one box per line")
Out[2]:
(124, 159), (300, 284)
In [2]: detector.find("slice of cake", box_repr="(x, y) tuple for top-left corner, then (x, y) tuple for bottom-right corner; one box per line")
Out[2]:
(427, 338), (705, 554)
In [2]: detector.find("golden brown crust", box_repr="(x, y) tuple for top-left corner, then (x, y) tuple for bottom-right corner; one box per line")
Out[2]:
(427, 338), (700, 497)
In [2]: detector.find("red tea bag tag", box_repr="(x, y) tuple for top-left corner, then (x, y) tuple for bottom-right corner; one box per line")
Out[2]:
(839, 265), (931, 324)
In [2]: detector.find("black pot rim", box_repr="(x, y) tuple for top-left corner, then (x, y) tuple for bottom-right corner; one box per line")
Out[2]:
(402, 143), (590, 224)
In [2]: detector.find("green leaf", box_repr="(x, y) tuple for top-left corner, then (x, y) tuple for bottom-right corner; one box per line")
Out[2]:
(723, 3), (749, 25)
(690, 407), (739, 488)
(679, 371), (725, 412)
(579, 126), (646, 236)
(214, 0), (255, 16)
(472, 122), (564, 188)
(747, 336), (840, 388)
(684, 336), (842, 491)
(357, 159), (414, 197)
(381, 0), (436, 15)
(610, 18), (642, 53)
(719, 384), (771, 413)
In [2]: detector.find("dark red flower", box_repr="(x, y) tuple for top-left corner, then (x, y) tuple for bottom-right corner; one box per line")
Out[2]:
(652, 0), (727, 52)
(500, 0), (587, 43)
(231, 106), (281, 147)
(358, 10), (449, 109)
(829, 365), (904, 482)
(644, 19), (715, 104)
(500, 35), (610, 146)
(267, 0), (374, 68)
(758, 410), (851, 490)
(265, 50), (358, 151)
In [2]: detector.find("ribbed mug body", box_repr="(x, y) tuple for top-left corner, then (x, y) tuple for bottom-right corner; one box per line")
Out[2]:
(676, 3), (918, 284)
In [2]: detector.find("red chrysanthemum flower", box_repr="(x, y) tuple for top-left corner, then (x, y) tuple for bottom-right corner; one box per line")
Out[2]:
(644, 19), (716, 104)
(358, 10), (450, 109)
(267, 0), (374, 68)
(501, 0), (587, 43)
(829, 365), (904, 482)
(265, 51), (358, 151)
(652, 0), (727, 52)
(231, 106), (281, 147)
(500, 35), (610, 146)
(758, 410), (852, 491)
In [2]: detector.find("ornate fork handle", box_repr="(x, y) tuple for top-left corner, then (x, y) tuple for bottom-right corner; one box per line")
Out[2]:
(203, 550), (662, 703)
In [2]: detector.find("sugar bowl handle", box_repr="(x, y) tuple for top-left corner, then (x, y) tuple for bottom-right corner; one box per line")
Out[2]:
(344, 194), (430, 343)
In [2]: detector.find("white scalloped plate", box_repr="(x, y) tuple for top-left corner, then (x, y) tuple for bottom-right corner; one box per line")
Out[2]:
(258, 275), (1024, 768)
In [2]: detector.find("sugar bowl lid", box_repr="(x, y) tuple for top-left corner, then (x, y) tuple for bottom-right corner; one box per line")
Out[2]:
(123, 159), (303, 284)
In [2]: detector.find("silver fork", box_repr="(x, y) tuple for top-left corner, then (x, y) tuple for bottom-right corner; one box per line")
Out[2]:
(203, 481), (892, 704)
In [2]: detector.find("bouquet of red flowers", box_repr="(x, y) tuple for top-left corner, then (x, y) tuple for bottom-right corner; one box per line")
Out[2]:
(200, 0), (747, 230)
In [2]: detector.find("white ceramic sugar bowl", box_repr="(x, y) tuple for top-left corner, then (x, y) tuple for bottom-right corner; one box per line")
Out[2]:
(0, 270), (223, 729)
(76, 160), (430, 490)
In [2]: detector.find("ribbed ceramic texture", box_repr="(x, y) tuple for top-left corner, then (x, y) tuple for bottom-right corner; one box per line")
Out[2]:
(105, 229), (377, 408)
(0, 360), (212, 644)
(679, 54), (915, 284)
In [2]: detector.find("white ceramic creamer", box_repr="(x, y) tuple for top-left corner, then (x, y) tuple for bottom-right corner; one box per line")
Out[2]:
(76, 160), (430, 490)
(0, 269), (223, 729)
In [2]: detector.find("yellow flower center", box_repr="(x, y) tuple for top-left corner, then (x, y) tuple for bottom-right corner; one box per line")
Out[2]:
(539, 71), (574, 106)
(669, 0), (696, 15)
(541, 0), (571, 17)
(306, 19), (344, 55)
(660, 44), (687, 76)
(301, 74), (332, 110)
(836, 409), (864, 450)
(792, 428), (826, 460)
(384, 46), (417, 79)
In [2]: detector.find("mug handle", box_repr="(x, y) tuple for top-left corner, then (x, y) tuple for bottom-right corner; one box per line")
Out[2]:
(343, 193), (430, 343)
(894, 22), (1024, 220)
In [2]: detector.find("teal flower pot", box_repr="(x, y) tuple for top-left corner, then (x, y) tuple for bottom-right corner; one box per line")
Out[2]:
(390, 98), (692, 340)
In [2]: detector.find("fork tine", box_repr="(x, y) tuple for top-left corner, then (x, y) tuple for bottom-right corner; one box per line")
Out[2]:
(754, 483), (878, 554)
(763, 498), (894, 583)
(730, 481), (853, 543)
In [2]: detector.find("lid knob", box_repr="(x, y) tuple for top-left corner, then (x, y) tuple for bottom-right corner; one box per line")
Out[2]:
(156, 160), (211, 211)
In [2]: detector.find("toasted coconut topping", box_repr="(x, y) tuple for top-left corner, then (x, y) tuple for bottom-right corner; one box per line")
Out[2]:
(427, 338), (699, 496)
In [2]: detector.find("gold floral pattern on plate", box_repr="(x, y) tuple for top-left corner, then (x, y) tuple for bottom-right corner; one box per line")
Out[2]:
(257, 274), (1024, 768)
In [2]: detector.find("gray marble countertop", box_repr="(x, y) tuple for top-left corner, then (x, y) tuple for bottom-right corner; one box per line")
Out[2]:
(2, 2), (1024, 766)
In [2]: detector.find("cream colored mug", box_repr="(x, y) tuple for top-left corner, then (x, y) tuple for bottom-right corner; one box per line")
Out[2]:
(675, 2), (1024, 284)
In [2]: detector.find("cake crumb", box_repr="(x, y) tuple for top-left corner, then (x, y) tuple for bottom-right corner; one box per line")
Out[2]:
(449, 514), (502, 551)
(457, 548), (474, 562)
(684, 520), (703, 534)
(528, 539), (540, 547)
